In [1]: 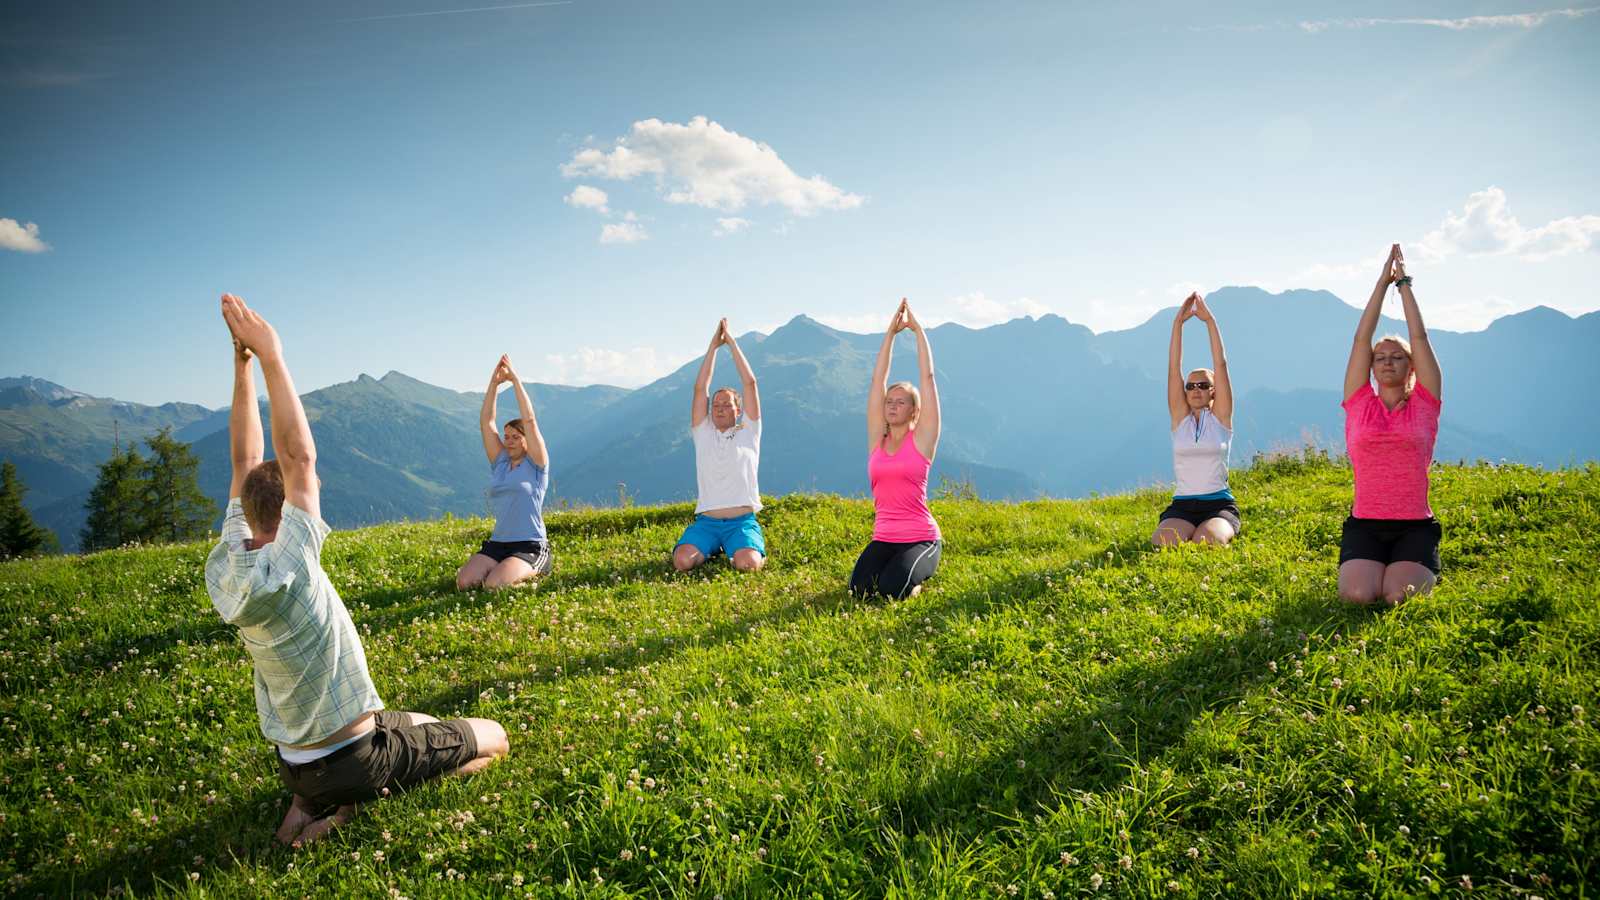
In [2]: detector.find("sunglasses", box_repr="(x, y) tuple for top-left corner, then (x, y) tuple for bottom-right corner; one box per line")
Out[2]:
(1185, 381), (1213, 391)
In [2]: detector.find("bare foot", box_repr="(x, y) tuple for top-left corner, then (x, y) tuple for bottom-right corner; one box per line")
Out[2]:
(274, 795), (319, 845)
(908, 584), (923, 597)
(291, 805), (357, 847)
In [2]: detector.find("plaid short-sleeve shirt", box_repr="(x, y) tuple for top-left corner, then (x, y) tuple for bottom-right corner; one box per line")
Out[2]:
(204, 499), (383, 747)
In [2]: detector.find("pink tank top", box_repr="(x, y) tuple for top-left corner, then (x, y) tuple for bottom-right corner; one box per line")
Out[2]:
(1342, 382), (1441, 519)
(869, 432), (941, 543)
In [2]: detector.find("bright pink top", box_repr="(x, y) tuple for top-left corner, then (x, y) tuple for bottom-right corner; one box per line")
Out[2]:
(869, 433), (941, 543)
(1342, 382), (1441, 519)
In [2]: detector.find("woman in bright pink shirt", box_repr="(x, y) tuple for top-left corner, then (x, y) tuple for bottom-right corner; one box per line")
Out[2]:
(1338, 244), (1444, 606)
(850, 299), (942, 599)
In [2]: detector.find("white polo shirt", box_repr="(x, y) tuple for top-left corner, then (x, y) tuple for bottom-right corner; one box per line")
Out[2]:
(692, 416), (762, 513)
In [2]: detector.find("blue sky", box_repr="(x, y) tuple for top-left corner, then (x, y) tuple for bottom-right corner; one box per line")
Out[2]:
(3, 1), (1597, 406)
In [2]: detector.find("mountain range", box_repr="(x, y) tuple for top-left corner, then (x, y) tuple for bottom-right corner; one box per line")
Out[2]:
(6, 286), (1597, 551)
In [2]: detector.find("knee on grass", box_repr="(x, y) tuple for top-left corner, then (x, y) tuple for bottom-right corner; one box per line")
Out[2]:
(672, 545), (704, 572)
(455, 567), (484, 591)
(1191, 521), (1235, 546)
(731, 549), (764, 571)
(1338, 583), (1381, 605)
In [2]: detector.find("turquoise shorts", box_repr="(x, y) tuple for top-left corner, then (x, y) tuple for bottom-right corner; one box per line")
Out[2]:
(677, 513), (766, 559)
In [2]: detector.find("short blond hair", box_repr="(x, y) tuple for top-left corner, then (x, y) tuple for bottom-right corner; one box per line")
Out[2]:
(1371, 334), (1417, 390)
(711, 387), (740, 408)
(884, 381), (921, 430)
(1372, 334), (1413, 356)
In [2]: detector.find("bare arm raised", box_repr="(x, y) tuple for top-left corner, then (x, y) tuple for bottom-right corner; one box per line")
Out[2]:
(222, 310), (264, 501)
(904, 303), (940, 461)
(1392, 247), (1442, 399)
(724, 321), (761, 422)
(1193, 296), (1233, 430)
(690, 320), (726, 428)
(502, 356), (549, 469)
(1167, 294), (1196, 428)
(1344, 244), (1399, 400)
(479, 360), (509, 465)
(221, 294), (320, 521)
(866, 300), (908, 454)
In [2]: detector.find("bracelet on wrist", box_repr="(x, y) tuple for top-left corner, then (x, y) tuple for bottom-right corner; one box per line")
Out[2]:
(1395, 275), (1413, 287)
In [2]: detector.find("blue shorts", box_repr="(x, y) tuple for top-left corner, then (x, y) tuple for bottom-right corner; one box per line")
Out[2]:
(676, 513), (766, 559)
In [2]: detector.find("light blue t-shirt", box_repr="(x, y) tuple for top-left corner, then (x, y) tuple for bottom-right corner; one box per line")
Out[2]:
(488, 451), (548, 542)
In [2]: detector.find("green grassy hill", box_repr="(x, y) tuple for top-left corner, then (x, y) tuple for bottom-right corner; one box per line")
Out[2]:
(2, 455), (1597, 898)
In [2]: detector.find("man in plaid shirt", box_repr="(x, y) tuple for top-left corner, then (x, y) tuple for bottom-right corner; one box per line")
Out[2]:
(207, 294), (509, 846)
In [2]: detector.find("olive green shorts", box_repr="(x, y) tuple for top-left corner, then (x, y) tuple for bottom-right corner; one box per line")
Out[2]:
(276, 710), (479, 816)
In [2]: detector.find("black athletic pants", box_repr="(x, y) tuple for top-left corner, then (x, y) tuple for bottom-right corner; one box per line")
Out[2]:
(849, 539), (941, 599)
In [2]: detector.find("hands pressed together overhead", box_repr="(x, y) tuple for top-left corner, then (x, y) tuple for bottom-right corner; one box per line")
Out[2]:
(491, 354), (520, 386)
(221, 293), (282, 362)
(1176, 292), (1213, 323)
(887, 298), (923, 335)
(1376, 243), (1408, 286)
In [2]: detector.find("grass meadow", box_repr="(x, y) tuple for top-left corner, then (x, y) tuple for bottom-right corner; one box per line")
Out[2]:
(2, 454), (1597, 898)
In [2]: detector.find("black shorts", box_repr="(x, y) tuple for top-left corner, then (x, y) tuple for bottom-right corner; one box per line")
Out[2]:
(1338, 516), (1442, 575)
(477, 539), (553, 573)
(1158, 497), (1242, 531)
(277, 711), (480, 817)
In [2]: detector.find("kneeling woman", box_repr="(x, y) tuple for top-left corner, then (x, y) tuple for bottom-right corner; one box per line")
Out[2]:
(850, 299), (942, 599)
(457, 355), (552, 590)
(1338, 245), (1443, 606)
(1153, 292), (1240, 547)
(673, 318), (766, 572)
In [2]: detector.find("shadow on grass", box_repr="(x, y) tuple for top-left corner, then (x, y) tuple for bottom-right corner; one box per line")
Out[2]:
(22, 786), (282, 897)
(881, 589), (1372, 838)
(406, 586), (855, 717)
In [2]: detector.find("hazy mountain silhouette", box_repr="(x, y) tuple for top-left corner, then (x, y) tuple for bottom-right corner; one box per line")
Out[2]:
(5, 287), (1597, 552)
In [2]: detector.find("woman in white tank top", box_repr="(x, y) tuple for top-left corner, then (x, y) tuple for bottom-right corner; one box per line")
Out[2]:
(1153, 293), (1240, 547)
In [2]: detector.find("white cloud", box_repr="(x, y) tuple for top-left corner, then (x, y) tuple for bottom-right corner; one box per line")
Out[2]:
(713, 217), (750, 236)
(817, 294), (1052, 334)
(946, 292), (1051, 328)
(815, 311), (894, 334)
(0, 218), (50, 253)
(1281, 187), (1599, 295)
(564, 185), (609, 215)
(562, 116), (865, 216)
(1166, 282), (1209, 301)
(1420, 186), (1600, 262)
(542, 345), (670, 387)
(599, 221), (648, 244)
(1300, 7), (1599, 32)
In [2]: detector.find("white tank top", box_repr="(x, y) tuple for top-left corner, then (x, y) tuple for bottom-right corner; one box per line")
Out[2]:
(1172, 409), (1231, 498)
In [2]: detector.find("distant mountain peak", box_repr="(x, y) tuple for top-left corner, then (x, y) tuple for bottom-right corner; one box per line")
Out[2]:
(0, 376), (86, 403)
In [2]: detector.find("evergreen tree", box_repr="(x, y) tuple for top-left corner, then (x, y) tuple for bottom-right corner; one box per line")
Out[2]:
(139, 427), (217, 544)
(0, 461), (58, 558)
(81, 445), (147, 552)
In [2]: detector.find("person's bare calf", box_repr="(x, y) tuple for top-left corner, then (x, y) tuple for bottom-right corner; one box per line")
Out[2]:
(455, 717), (510, 775)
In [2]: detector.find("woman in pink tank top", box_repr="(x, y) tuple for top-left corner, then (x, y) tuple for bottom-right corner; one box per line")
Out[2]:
(1337, 244), (1444, 606)
(849, 299), (943, 599)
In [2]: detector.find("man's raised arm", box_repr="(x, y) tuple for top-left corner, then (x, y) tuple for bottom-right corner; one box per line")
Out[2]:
(223, 305), (264, 501)
(221, 294), (320, 522)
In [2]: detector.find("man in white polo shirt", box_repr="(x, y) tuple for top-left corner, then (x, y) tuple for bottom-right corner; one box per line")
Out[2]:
(207, 293), (509, 846)
(672, 318), (766, 572)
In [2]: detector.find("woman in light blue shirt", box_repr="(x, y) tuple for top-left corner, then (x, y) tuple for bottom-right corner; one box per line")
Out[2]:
(456, 355), (551, 590)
